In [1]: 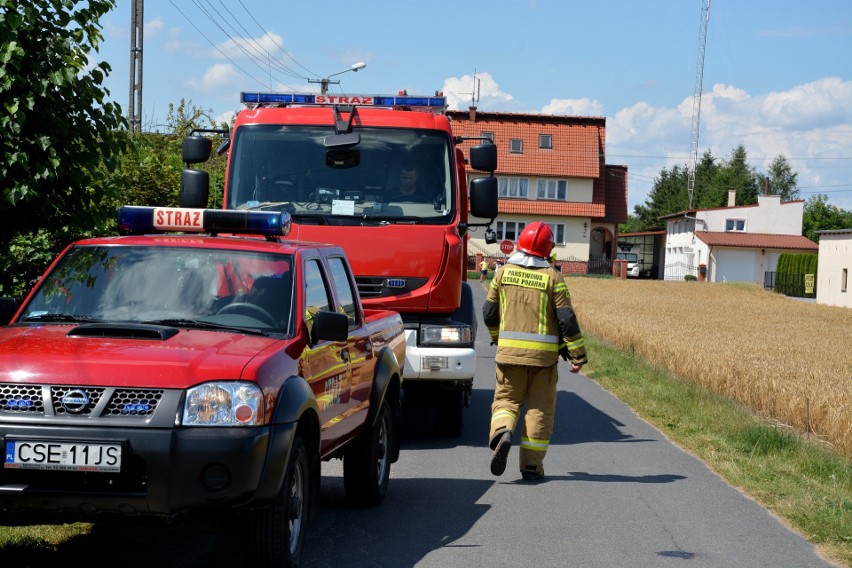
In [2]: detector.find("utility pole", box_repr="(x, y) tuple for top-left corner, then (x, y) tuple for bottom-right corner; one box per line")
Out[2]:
(128, 0), (143, 132)
(687, 0), (710, 210)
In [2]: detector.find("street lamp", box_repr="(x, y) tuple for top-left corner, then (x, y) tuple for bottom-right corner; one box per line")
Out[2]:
(309, 62), (367, 94)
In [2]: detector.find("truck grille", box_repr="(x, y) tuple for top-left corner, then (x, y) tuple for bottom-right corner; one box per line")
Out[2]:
(355, 276), (428, 298)
(0, 384), (44, 414)
(0, 384), (163, 418)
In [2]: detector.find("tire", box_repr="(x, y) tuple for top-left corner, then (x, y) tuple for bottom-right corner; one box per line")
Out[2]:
(436, 388), (464, 438)
(344, 400), (391, 506)
(249, 435), (309, 567)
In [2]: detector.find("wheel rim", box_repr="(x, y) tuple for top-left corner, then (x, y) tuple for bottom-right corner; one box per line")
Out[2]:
(375, 413), (389, 482)
(288, 458), (305, 554)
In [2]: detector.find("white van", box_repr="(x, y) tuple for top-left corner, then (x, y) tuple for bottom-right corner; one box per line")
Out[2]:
(617, 252), (641, 278)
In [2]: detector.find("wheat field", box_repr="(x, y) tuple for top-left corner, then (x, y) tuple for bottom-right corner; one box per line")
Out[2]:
(565, 277), (852, 459)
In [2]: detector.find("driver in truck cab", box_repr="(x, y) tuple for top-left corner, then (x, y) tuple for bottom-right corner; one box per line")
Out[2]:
(386, 159), (431, 203)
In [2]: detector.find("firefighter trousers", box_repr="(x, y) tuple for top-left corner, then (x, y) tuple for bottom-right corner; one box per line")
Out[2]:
(489, 363), (558, 476)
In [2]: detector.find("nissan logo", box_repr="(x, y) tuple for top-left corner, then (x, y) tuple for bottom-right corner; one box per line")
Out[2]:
(60, 389), (90, 413)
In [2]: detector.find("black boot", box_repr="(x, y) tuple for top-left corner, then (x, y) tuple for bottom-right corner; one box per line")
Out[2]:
(490, 430), (512, 476)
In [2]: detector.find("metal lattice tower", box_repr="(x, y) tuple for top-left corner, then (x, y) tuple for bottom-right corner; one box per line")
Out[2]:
(687, 0), (710, 209)
(128, 0), (144, 132)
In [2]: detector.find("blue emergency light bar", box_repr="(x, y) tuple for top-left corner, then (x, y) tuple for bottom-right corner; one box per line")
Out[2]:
(117, 206), (291, 238)
(240, 92), (447, 110)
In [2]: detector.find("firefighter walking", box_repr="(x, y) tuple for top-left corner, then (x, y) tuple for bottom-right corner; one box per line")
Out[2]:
(483, 222), (588, 481)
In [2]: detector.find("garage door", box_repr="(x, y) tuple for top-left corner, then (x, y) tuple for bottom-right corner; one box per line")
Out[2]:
(714, 248), (755, 283)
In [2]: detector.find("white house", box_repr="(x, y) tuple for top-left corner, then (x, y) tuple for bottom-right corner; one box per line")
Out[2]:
(816, 229), (852, 308)
(660, 191), (818, 284)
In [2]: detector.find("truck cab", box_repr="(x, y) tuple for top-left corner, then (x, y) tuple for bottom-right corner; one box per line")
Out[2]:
(181, 91), (499, 436)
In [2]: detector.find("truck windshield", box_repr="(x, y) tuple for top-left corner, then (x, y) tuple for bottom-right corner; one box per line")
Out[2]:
(19, 245), (296, 334)
(227, 125), (455, 224)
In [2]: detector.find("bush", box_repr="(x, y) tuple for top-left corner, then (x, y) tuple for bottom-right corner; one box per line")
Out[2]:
(775, 253), (818, 298)
(684, 274), (698, 281)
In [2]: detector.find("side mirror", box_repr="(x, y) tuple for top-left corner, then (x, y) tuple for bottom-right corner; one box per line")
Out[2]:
(310, 311), (349, 345)
(180, 169), (210, 208)
(484, 227), (497, 244)
(470, 176), (498, 219)
(182, 136), (212, 164)
(469, 142), (497, 172)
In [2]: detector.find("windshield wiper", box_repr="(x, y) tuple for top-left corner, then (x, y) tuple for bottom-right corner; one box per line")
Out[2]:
(22, 314), (101, 323)
(361, 215), (422, 224)
(141, 318), (270, 337)
(241, 201), (296, 213)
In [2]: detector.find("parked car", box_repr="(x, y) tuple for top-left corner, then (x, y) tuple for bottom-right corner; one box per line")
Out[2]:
(617, 252), (641, 278)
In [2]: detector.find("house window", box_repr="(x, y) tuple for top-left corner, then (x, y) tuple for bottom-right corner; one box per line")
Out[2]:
(539, 134), (552, 149)
(481, 131), (494, 143)
(725, 219), (746, 231)
(498, 177), (529, 198)
(509, 139), (523, 154)
(497, 221), (526, 241)
(843, 268), (848, 293)
(536, 179), (567, 200)
(545, 223), (566, 245)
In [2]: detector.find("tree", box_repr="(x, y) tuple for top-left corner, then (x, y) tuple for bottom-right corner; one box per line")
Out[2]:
(802, 194), (852, 242)
(0, 0), (125, 294)
(691, 150), (721, 209)
(104, 99), (228, 217)
(759, 155), (799, 201)
(631, 165), (689, 229)
(708, 145), (759, 207)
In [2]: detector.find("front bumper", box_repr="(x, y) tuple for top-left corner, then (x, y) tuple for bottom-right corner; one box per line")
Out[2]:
(401, 329), (476, 381)
(0, 406), (295, 521)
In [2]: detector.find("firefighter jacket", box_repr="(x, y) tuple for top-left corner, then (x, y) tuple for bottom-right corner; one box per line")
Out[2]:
(483, 262), (587, 368)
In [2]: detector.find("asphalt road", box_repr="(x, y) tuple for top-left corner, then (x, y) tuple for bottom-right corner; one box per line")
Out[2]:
(3, 281), (837, 568)
(302, 281), (836, 568)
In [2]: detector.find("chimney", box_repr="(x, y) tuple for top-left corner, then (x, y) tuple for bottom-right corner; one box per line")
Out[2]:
(727, 189), (737, 207)
(469, 106), (477, 122)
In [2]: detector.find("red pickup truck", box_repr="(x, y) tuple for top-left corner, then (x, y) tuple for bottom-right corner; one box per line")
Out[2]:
(0, 206), (406, 566)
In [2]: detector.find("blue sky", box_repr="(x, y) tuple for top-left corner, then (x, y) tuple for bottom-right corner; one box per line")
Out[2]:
(96, 1), (852, 213)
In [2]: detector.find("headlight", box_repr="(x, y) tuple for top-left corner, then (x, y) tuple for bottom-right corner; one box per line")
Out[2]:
(420, 324), (472, 346)
(183, 382), (264, 426)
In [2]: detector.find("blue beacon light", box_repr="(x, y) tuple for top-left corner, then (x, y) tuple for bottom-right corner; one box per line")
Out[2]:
(117, 206), (291, 238)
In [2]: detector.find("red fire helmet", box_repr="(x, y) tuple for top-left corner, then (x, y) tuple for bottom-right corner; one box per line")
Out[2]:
(517, 222), (554, 259)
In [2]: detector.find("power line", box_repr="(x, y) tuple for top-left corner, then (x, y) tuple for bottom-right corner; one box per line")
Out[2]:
(205, 0), (309, 82)
(237, 0), (319, 80)
(169, 0), (269, 89)
(191, 0), (283, 87)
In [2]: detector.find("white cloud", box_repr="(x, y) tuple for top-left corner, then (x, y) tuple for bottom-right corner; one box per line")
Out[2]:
(541, 98), (603, 117)
(213, 32), (286, 62)
(187, 63), (242, 91)
(443, 72), (513, 111)
(145, 17), (164, 40)
(760, 78), (851, 129)
(214, 110), (237, 126)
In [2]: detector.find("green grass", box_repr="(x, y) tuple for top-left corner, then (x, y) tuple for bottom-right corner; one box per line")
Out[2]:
(584, 334), (852, 567)
(0, 522), (93, 552)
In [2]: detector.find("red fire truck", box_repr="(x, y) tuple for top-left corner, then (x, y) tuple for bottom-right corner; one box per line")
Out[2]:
(181, 92), (498, 436)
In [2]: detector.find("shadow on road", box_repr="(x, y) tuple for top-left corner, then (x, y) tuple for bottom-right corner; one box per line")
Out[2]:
(402, 385), (655, 450)
(302, 476), (493, 567)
